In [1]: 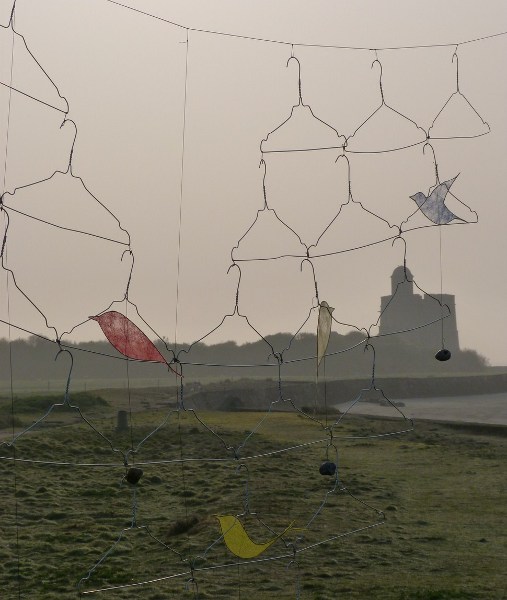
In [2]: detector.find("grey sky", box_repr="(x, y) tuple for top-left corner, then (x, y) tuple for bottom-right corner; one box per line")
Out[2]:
(1, 0), (506, 364)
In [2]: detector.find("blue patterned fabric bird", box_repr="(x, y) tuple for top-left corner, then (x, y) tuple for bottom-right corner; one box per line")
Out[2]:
(409, 175), (463, 224)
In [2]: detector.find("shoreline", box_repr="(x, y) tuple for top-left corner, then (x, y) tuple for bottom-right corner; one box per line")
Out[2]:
(336, 392), (507, 426)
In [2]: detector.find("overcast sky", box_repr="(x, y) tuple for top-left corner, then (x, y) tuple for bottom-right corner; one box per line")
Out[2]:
(1, 0), (506, 365)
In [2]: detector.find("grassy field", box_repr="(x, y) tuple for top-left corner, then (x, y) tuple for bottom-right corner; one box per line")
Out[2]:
(0, 388), (506, 599)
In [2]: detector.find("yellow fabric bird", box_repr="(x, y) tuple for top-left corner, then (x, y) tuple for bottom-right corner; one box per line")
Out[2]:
(216, 515), (294, 559)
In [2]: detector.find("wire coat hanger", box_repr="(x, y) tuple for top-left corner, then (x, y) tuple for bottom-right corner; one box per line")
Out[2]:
(260, 54), (346, 153)
(428, 46), (490, 140)
(346, 55), (427, 154)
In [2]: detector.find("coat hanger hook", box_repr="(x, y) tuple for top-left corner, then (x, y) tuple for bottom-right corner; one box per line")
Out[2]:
(121, 248), (135, 300)
(423, 142), (440, 186)
(371, 57), (384, 104)
(286, 55), (303, 105)
(335, 153), (352, 196)
(54, 347), (74, 403)
(299, 258), (319, 304)
(391, 235), (408, 278)
(0, 209), (10, 258)
(9, 1), (17, 26)
(227, 262), (242, 314)
(286, 559), (302, 600)
(185, 576), (199, 598)
(236, 463), (251, 514)
(452, 46), (460, 92)
(259, 158), (268, 207)
(363, 342), (377, 389)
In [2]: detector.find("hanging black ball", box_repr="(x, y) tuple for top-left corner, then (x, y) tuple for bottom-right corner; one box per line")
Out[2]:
(435, 349), (451, 362)
(319, 461), (337, 476)
(126, 467), (143, 485)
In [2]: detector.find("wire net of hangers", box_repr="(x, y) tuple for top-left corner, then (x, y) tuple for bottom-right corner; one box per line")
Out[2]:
(0, 1), (502, 598)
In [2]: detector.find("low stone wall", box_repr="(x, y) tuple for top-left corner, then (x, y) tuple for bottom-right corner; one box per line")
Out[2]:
(183, 373), (507, 410)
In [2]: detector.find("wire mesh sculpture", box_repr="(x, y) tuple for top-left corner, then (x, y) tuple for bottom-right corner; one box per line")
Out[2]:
(0, 2), (500, 597)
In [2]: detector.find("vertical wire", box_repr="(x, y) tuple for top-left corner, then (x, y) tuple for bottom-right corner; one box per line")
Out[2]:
(2, 18), (15, 193)
(175, 29), (190, 522)
(6, 251), (21, 600)
(323, 355), (328, 428)
(125, 299), (135, 457)
(177, 389), (189, 520)
(314, 337), (319, 416)
(174, 28), (189, 349)
(2, 15), (21, 599)
(439, 227), (445, 348)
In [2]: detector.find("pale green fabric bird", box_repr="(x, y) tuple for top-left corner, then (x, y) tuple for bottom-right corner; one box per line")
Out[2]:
(317, 301), (334, 369)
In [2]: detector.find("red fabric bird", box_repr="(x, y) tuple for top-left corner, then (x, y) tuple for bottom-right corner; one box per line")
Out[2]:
(90, 311), (181, 376)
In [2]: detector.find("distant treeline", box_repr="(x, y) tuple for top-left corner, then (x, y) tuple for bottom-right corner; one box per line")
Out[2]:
(0, 332), (489, 384)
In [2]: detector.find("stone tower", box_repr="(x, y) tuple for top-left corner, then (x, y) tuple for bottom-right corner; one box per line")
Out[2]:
(379, 266), (459, 351)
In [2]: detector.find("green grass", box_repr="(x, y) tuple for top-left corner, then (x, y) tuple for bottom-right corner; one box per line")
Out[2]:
(0, 394), (505, 599)
(0, 392), (108, 413)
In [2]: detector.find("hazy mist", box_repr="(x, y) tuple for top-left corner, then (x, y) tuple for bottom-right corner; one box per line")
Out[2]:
(1, 0), (506, 364)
